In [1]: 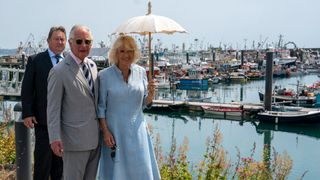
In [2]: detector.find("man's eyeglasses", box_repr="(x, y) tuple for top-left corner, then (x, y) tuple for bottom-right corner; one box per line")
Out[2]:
(111, 145), (117, 162)
(75, 39), (92, 45)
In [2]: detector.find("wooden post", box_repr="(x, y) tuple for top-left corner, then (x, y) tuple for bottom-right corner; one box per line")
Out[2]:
(263, 131), (271, 169)
(264, 48), (274, 111)
(186, 52), (189, 64)
(21, 53), (26, 69)
(14, 103), (32, 180)
(241, 50), (245, 66)
(212, 48), (215, 61)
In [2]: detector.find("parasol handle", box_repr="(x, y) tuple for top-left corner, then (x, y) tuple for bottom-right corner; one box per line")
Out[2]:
(148, 32), (153, 80)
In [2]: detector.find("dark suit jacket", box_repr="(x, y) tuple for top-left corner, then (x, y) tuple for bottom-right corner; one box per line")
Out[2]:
(21, 50), (54, 126)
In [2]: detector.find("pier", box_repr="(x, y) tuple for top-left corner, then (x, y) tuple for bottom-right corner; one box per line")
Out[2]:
(0, 67), (23, 101)
(152, 99), (264, 116)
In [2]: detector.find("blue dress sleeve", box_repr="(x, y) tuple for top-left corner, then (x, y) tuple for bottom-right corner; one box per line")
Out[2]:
(142, 69), (152, 109)
(97, 71), (108, 118)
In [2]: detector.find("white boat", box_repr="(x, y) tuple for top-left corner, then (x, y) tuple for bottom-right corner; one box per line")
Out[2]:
(225, 72), (247, 83)
(201, 105), (243, 116)
(257, 110), (320, 124)
(155, 74), (170, 89)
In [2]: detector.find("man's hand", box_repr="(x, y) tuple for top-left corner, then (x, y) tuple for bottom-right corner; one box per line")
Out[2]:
(23, 116), (38, 128)
(51, 141), (64, 157)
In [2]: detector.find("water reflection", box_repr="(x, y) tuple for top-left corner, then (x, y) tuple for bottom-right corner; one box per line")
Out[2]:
(145, 108), (246, 132)
(148, 107), (320, 143)
(255, 122), (320, 140)
(145, 110), (320, 179)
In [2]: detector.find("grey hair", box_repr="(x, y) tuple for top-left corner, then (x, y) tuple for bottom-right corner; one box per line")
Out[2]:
(68, 25), (93, 40)
(108, 35), (141, 65)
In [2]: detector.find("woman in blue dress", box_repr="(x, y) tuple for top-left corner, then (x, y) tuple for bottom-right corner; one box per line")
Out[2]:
(97, 35), (160, 180)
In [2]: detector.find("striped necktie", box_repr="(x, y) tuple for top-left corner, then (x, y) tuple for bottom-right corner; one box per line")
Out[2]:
(54, 55), (62, 64)
(82, 62), (94, 94)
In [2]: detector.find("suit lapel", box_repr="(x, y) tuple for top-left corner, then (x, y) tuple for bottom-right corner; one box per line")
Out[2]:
(65, 55), (95, 98)
(65, 55), (90, 89)
(44, 50), (53, 70)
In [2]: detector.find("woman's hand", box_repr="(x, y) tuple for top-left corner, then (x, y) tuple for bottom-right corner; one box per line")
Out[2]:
(99, 118), (116, 148)
(102, 129), (116, 148)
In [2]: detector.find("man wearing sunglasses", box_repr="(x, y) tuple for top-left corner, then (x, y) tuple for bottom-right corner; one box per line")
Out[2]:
(47, 25), (100, 180)
(21, 26), (66, 180)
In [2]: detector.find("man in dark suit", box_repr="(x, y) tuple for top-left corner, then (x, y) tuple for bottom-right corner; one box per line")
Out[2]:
(21, 26), (67, 180)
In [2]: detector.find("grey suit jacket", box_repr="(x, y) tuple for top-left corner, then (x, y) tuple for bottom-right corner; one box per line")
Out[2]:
(47, 54), (99, 151)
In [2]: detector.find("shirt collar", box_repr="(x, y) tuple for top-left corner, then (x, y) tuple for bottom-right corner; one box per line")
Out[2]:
(70, 51), (87, 65)
(48, 48), (64, 58)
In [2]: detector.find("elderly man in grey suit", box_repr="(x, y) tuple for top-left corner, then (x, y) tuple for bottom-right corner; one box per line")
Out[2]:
(47, 25), (100, 180)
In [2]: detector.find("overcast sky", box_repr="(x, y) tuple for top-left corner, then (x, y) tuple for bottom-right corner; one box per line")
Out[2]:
(1, 0), (320, 49)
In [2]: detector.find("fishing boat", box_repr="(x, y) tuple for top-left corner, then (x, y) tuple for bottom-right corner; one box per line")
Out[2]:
(257, 110), (320, 124)
(201, 105), (243, 116)
(177, 78), (209, 90)
(224, 72), (247, 83)
(258, 91), (316, 107)
(209, 76), (221, 84)
(154, 74), (170, 89)
(271, 105), (302, 112)
(176, 68), (209, 90)
(245, 70), (263, 80)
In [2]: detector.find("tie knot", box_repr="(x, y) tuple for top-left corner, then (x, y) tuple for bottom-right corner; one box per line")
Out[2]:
(54, 55), (62, 63)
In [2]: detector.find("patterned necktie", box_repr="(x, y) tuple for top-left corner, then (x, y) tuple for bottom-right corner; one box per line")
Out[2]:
(82, 62), (94, 94)
(54, 54), (62, 64)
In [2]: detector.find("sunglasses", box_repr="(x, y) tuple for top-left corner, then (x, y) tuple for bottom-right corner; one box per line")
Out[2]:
(75, 39), (92, 45)
(111, 145), (117, 162)
(118, 49), (135, 54)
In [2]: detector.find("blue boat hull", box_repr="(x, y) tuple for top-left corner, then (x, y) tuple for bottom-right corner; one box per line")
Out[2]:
(177, 79), (208, 90)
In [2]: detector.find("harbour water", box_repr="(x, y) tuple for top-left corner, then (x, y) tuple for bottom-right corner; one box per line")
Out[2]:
(1, 74), (319, 179)
(147, 74), (320, 179)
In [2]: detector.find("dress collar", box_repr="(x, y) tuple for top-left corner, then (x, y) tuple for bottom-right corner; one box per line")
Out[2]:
(113, 64), (133, 74)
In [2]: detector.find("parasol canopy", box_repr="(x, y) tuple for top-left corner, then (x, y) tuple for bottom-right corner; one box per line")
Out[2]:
(114, 14), (187, 35)
(113, 1), (187, 78)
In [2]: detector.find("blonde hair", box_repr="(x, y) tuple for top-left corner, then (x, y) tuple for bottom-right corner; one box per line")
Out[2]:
(108, 35), (141, 65)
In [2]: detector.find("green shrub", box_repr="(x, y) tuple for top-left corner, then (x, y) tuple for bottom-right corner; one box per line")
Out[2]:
(0, 122), (294, 179)
(0, 126), (16, 165)
(151, 124), (293, 180)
